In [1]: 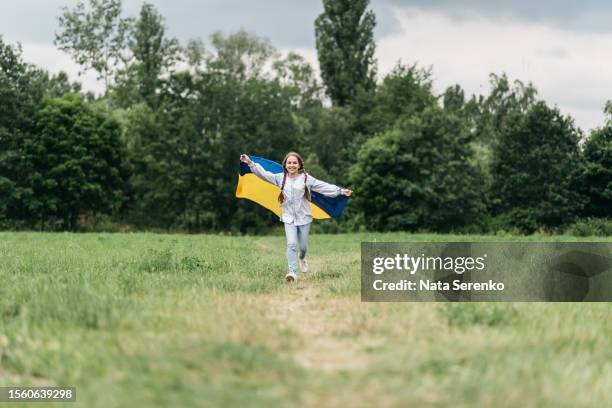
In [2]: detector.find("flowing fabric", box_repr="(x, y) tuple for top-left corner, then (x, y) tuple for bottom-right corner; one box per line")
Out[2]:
(235, 155), (348, 219)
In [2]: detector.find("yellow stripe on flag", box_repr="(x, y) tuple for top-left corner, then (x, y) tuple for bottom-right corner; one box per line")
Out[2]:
(236, 173), (330, 219)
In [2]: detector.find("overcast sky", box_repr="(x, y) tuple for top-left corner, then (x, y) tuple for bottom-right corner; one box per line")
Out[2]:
(2, 0), (612, 131)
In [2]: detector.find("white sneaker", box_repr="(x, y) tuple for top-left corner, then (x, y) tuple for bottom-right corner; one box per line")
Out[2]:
(285, 271), (297, 282)
(300, 258), (308, 273)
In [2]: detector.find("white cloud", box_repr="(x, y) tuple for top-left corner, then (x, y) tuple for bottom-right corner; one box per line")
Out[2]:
(377, 7), (612, 131)
(17, 8), (612, 132)
(18, 42), (105, 95)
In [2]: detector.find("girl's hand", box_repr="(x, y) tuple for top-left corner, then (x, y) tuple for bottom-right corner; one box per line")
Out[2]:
(341, 189), (353, 197)
(240, 154), (252, 165)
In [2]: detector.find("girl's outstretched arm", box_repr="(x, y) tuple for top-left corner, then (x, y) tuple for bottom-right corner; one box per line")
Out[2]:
(308, 175), (352, 197)
(240, 154), (280, 186)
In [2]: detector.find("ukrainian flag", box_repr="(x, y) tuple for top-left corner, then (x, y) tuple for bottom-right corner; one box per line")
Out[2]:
(235, 155), (348, 219)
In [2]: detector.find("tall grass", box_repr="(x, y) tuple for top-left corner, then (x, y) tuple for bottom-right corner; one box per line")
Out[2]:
(0, 232), (610, 407)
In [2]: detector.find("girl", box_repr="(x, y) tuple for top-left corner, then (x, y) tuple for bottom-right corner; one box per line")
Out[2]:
(239, 152), (353, 282)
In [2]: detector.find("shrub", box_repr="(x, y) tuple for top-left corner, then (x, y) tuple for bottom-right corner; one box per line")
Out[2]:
(566, 218), (612, 237)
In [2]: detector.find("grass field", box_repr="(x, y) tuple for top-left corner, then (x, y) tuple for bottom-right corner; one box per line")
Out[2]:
(0, 231), (611, 407)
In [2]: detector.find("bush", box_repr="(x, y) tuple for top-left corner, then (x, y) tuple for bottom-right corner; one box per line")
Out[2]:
(490, 101), (584, 233)
(349, 106), (486, 232)
(77, 214), (123, 233)
(446, 213), (531, 236)
(310, 211), (367, 234)
(566, 218), (612, 237)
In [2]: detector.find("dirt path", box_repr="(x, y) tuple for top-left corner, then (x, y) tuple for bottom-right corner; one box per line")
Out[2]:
(262, 255), (380, 372)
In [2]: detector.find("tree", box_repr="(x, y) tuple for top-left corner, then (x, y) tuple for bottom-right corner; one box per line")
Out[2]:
(121, 63), (299, 231)
(361, 63), (436, 136)
(26, 94), (127, 230)
(207, 75), (298, 231)
(126, 3), (180, 107)
(315, 0), (376, 106)
(209, 30), (277, 79)
(0, 38), (49, 225)
(581, 116), (612, 218)
(183, 38), (208, 72)
(273, 52), (323, 109)
(349, 106), (486, 231)
(459, 74), (539, 212)
(443, 84), (466, 115)
(55, 0), (132, 91)
(36, 71), (82, 98)
(470, 73), (537, 146)
(490, 101), (584, 232)
(115, 102), (166, 227)
(141, 71), (217, 230)
(296, 106), (355, 182)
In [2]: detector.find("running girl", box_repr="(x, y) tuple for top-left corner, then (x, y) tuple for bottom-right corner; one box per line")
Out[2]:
(239, 152), (353, 281)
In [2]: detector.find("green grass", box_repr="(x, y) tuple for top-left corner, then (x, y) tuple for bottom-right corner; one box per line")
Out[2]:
(0, 232), (611, 407)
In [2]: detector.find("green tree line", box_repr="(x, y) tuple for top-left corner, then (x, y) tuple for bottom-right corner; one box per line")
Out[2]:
(0, 0), (610, 233)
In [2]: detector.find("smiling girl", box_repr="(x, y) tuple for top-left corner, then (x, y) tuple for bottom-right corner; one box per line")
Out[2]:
(240, 152), (353, 281)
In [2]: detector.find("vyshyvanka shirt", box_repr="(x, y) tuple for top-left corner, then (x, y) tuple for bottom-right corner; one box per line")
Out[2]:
(248, 162), (344, 225)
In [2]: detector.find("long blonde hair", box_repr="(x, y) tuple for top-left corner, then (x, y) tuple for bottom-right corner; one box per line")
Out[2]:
(278, 152), (311, 204)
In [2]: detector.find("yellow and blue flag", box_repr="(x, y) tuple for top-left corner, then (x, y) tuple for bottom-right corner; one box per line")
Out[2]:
(235, 155), (348, 219)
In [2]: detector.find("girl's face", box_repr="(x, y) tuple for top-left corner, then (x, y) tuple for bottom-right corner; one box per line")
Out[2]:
(285, 155), (301, 176)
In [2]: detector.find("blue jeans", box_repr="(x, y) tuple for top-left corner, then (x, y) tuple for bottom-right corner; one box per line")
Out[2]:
(284, 222), (311, 273)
